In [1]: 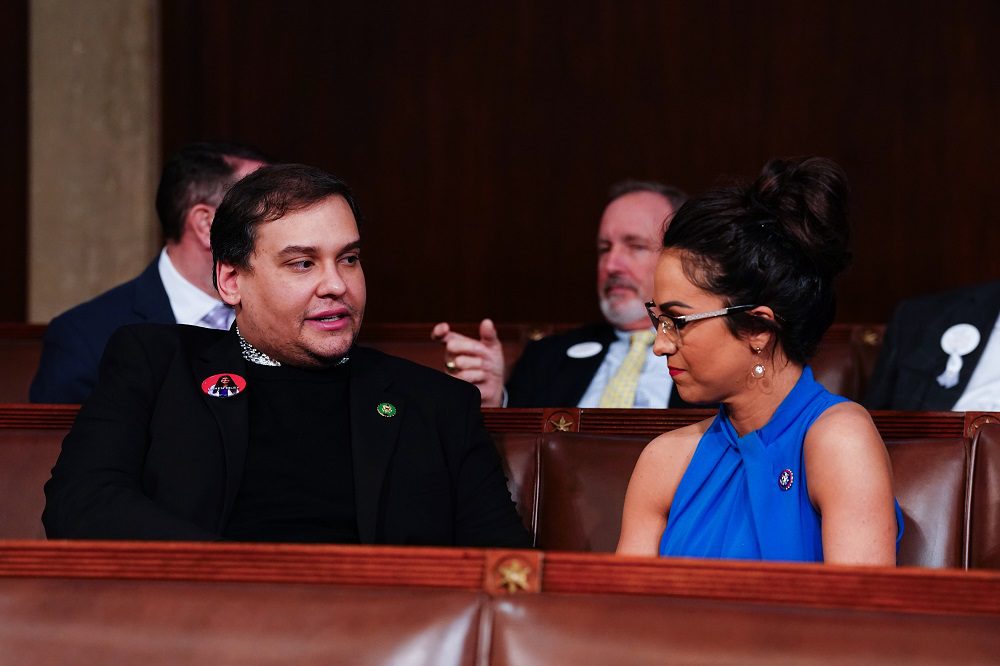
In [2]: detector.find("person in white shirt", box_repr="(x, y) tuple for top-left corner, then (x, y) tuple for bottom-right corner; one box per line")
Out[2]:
(30, 142), (267, 403)
(432, 180), (695, 409)
(866, 281), (1000, 411)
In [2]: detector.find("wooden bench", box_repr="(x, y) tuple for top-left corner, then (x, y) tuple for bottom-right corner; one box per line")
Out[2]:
(0, 541), (995, 664)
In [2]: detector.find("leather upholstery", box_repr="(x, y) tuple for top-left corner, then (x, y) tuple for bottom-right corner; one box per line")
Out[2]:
(535, 433), (647, 552)
(0, 417), (994, 570)
(969, 424), (1000, 568)
(886, 438), (969, 567)
(490, 592), (999, 665)
(0, 428), (63, 538)
(0, 578), (483, 665)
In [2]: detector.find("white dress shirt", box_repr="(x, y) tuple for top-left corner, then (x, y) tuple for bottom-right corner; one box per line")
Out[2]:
(577, 328), (674, 408)
(953, 313), (1000, 411)
(157, 248), (234, 329)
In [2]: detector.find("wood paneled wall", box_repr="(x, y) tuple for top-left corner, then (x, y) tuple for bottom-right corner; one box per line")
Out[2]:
(156, 2), (997, 325)
(0, 0), (28, 321)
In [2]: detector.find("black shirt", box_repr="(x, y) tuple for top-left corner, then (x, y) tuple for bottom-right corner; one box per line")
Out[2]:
(223, 359), (359, 543)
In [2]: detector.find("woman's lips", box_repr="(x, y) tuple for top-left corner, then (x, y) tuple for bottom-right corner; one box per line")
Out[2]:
(668, 367), (685, 377)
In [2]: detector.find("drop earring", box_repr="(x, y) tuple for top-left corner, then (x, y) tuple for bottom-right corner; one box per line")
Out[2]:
(750, 347), (766, 379)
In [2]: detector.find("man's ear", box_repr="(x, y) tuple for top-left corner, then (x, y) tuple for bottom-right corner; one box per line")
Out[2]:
(216, 261), (242, 307)
(185, 203), (216, 250)
(745, 305), (777, 351)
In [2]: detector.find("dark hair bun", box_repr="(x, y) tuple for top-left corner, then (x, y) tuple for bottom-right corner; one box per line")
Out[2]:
(749, 157), (851, 278)
(662, 156), (852, 364)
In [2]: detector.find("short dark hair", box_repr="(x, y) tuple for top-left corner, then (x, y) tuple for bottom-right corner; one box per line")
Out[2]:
(609, 179), (688, 210)
(662, 157), (851, 364)
(211, 164), (363, 280)
(155, 142), (269, 242)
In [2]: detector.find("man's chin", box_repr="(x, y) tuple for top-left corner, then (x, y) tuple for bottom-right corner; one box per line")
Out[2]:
(298, 328), (358, 367)
(599, 297), (648, 329)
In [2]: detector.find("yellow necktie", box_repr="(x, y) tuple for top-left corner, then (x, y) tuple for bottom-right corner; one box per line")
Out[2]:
(599, 330), (656, 408)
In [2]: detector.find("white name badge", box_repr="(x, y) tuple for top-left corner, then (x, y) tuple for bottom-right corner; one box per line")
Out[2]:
(936, 323), (982, 389)
(566, 342), (603, 359)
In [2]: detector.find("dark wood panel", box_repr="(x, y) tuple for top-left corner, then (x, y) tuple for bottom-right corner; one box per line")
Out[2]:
(0, 0), (27, 321)
(0, 541), (998, 616)
(161, 1), (1000, 324)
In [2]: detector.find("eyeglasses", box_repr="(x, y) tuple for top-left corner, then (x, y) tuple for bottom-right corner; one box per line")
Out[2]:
(644, 301), (757, 343)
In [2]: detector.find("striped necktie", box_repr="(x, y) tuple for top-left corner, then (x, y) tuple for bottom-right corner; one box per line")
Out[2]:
(599, 330), (656, 408)
(198, 303), (234, 330)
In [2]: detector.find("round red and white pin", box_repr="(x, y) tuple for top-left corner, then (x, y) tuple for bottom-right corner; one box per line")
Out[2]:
(201, 373), (246, 398)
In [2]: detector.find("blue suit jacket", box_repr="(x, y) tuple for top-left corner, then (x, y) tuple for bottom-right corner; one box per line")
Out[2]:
(30, 260), (175, 404)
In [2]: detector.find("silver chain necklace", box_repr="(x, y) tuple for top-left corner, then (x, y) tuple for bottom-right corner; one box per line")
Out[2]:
(235, 325), (350, 368)
(236, 325), (281, 366)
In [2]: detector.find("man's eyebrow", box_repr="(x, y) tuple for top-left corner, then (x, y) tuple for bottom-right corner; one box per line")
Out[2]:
(275, 239), (362, 259)
(623, 234), (653, 243)
(597, 235), (659, 245)
(276, 245), (317, 259)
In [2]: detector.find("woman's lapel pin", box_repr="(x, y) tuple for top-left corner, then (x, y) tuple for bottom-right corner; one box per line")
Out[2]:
(201, 373), (246, 398)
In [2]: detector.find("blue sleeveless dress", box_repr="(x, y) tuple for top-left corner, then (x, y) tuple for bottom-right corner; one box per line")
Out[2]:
(659, 367), (903, 562)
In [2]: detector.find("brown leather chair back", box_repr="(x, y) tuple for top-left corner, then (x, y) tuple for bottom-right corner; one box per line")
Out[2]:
(810, 328), (861, 399)
(0, 324), (45, 403)
(886, 437), (969, 568)
(491, 433), (540, 541)
(0, 428), (65, 538)
(528, 431), (969, 566)
(0, 578), (483, 665)
(535, 433), (648, 552)
(490, 591), (998, 665)
(969, 424), (1000, 568)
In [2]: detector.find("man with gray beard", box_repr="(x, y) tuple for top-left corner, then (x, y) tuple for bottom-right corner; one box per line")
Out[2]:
(433, 181), (693, 408)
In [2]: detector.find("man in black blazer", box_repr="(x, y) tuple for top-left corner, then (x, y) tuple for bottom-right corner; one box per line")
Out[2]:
(865, 281), (1000, 411)
(433, 180), (692, 408)
(30, 143), (267, 404)
(43, 164), (529, 548)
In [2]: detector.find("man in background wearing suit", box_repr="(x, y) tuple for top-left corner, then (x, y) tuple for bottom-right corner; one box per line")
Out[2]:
(43, 164), (529, 548)
(433, 180), (692, 408)
(30, 142), (267, 404)
(865, 281), (1000, 411)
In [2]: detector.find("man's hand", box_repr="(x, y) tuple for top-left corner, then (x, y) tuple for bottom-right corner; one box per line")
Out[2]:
(431, 318), (506, 407)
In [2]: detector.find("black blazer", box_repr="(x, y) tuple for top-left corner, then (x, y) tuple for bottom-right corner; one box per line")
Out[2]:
(43, 324), (530, 548)
(505, 322), (693, 408)
(31, 259), (175, 404)
(865, 281), (1000, 411)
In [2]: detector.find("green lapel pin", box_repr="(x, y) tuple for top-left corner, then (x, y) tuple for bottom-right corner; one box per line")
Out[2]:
(377, 402), (397, 418)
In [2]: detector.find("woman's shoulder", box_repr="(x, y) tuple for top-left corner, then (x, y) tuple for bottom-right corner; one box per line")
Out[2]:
(634, 417), (715, 486)
(807, 400), (880, 446)
(646, 417), (714, 454)
(804, 400), (888, 490)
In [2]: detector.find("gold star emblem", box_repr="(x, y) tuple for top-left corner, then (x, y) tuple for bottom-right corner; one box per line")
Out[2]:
(496, 558), (532, 593)
(549, 415), (573, 432)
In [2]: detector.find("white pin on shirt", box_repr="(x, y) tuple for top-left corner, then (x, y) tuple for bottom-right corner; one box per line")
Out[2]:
(936, 323), (981, 389)
(566, 342), (603, 359)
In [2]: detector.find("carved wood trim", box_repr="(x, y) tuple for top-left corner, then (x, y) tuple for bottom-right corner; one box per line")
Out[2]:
(0, 542), (997, 616)
(0, 405), (991, 439)
(542, 552), (1000, 617)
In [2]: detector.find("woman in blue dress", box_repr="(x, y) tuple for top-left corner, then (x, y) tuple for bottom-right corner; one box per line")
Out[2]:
(617, 157), (901, 565)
